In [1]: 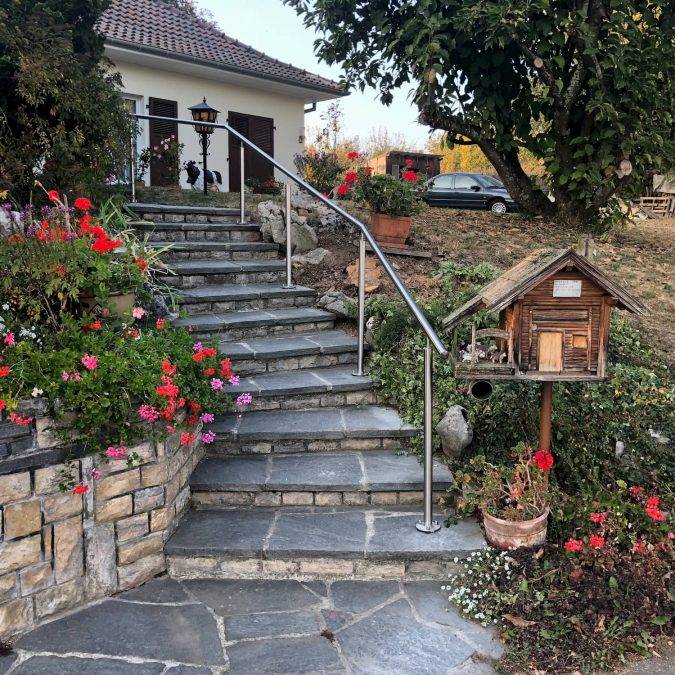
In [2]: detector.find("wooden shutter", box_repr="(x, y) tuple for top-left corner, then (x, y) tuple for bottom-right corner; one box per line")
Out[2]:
(228, 112), (274, 191)
(149, 98), (178, 187)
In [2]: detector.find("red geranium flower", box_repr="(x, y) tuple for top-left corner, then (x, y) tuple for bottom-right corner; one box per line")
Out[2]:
(347, 151), (360, 160)
(401, 170), (418, 182)
(134, 257), (149, 271)
(0, 399), (6, 411)
(47, 190), (60, 202)
(344, 171), (358, 184)
(73, 197), (92, 211)
(162, 358), (176, 376)
(646, 505), (666, 522)
(156, 319), (166, 330)
(589, 512), (607, 524)
(588, 534), (605, 549)
(220, 358), (233, 379)
(9, 412), (32, 426)
(564, 538), (583, 553)
(405, 158), (414, 167)
(336, 184), (350, 196)
(629, 486), (643, 496)
(180, 432), (195, 446)
(646, 496), (660, 509)
(363, 166), (373, 176)
(532, 449), (554, 471)
(73, 483), (90, 495)
(0, 366), (11, 377)
(91, 235), (122, 254)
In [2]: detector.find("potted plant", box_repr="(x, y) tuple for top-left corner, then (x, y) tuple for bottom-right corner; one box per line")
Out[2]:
(345, 164), (422, 248)
(453, 442), (555, 550)
(245, 177), (283, 195)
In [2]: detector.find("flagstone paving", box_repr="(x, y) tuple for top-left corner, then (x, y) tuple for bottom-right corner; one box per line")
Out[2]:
(3, 576), (501, 674)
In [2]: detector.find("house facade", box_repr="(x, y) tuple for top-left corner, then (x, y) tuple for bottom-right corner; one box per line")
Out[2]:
(97, 0), (345, 190)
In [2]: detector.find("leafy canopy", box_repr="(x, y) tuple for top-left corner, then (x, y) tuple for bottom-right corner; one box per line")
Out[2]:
(0, 0), (131, 201)
(285, 1), (675, 227)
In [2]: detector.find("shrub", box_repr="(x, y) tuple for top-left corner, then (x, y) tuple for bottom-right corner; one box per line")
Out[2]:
(294, 150), (346, 194)
(0, 193), (167, 329)
(348, 168), (423, 217)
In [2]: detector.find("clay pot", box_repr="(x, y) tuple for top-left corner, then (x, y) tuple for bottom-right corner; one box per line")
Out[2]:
(81, 291), (135, 317)
(483, 507), (549, 550)
(369, 212), (411, 249)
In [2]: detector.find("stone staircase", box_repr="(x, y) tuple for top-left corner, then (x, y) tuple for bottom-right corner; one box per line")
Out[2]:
(128, 203), (483, 581)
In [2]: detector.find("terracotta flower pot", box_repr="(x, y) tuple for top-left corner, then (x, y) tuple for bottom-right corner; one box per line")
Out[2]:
(369, 211), (411, 249)
(483, 507), (549, 550)
(81, 291), (135, 317)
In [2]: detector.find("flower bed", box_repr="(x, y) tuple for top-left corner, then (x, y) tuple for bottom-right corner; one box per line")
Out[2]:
(0, 190), (253, 637)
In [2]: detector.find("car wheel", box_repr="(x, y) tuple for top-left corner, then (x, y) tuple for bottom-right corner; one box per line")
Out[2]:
(488, 199), (507, 214)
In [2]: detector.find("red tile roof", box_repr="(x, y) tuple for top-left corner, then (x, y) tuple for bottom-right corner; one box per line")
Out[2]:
(97, 0), (344, 96)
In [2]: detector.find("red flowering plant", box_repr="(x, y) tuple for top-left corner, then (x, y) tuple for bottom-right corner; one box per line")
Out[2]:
(0, 314), (252, 490)
(344, 166), (423, 216)
(0, 189), (167, 330)
(453, 442), (555, 521)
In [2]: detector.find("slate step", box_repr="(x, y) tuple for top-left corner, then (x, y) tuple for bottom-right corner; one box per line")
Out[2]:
(165, 506), (484, 580)
(190, 450), (452, 508)
(174, 307), (335, 340)
(128, 203), (243, 216)
(208, 405), (417, 455)
(147, 241), (279, 261)
(222, 366), (374, 411)
(177, 283), (316, 315)
(163, 260), (285, 288)
(131, 221), (261, 243)
(223, 329), (359, 375)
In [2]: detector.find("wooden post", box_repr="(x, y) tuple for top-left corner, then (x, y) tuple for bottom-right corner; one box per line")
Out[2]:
(538, 381), (553, 453)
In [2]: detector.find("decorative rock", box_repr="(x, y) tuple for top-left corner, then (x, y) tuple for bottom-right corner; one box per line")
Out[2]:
(346, 256), (382, 292)
(317, 291), (356, 318)
(84, 521), (117, 599)
(116, 553), (166, 591)
(437, 405), (473, 459)
(292, 247), (329, 266)
(34, 579), (83, 619)
(53, 516), (84, 583)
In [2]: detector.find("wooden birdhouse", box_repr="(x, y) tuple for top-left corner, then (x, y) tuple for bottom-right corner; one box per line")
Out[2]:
(443, 248), (647, 382)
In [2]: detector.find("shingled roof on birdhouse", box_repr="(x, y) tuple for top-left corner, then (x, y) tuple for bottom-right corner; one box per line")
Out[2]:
(443, 248), (647, 382)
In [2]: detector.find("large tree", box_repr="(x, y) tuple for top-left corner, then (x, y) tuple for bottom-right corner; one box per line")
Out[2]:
(285, 0), (675, 227)
(0, 0), (131, 202)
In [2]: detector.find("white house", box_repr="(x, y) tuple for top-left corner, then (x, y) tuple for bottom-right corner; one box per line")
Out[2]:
(97, 0), (345, 190)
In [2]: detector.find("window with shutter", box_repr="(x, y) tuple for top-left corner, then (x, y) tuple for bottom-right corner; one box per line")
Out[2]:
(149, 98), (178, 187)
(228, 112), (274, 191)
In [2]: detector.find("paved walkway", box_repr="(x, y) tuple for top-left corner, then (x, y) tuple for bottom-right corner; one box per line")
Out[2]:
(1, 577), (501, 674)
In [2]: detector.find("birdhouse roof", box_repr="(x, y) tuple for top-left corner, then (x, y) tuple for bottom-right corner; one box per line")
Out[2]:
(442, 248), (647, 330)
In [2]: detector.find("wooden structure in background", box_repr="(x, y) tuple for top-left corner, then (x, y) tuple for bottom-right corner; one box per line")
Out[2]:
(442, 248), (647, 451)
(370, 151), (442, 179)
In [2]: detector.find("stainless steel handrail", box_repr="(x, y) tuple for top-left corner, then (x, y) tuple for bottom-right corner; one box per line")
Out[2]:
(131, 113), (445, 533)
(132, 113), (448, 357)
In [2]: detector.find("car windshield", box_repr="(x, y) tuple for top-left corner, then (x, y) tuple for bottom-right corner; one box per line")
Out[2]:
(476, 175), (504, 188)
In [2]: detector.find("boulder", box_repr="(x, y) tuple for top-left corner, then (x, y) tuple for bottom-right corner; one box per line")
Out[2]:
(291, 221), (318, 253)
(317, 291), (356, 318)
(292, 248), (330, 266)
(436, 405), (473, 459)
(346, 257), (382, 292)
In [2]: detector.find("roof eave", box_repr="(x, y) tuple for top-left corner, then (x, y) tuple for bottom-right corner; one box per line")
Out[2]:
(105, 38), (347, 99)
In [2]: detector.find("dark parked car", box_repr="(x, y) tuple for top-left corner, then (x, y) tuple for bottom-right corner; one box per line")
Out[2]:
(421, 172), (518, 213)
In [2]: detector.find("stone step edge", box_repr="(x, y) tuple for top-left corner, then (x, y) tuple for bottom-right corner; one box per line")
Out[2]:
(209, 436), (416, 456)
(167, 555), (462, 582)
(127, 203), (243, 216)
(130, 220), (256, 231)
(192, 489), (447, 508)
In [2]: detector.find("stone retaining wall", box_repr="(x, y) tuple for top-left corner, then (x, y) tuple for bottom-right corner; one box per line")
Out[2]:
(0, 428), (203, 638)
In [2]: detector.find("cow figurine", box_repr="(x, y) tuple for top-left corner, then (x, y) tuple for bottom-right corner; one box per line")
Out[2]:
(184, 161), (222, 191)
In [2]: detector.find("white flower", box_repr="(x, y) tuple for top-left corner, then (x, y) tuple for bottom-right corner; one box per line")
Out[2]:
(31, 387), (43, 398)
(1, 303), (8, 310)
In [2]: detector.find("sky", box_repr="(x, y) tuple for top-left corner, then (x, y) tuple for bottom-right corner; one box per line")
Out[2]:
(198, 0), (432, 149)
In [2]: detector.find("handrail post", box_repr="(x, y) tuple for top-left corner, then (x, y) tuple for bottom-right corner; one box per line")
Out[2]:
(283, 182), (293, 288)
(353, 233), (366, 377)
(239, 142), (245, 223)
(129, 131), (136, 203)
(417, 337), (440, 533)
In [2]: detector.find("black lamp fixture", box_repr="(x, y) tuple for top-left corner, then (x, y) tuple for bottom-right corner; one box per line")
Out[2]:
(189, 97), (219, 194)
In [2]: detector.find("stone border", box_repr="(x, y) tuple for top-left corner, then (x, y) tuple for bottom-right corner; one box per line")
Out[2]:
(0, 427), (203, 638)
(167, 555), (462, 581)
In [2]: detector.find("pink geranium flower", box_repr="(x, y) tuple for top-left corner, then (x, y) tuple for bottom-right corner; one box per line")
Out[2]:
(200, 412), (214, 424)
(228, 375), (240, 386)
(132, 306), (145, 319)
(3, 332), (15, 346)
(81, 354), (98, 370)
(138, 404), (160, 423)
(201, 430), (216, 444)
(210, 378), (224, 391)
(105, 445), (127, 459)
(236, 393), (253, 407)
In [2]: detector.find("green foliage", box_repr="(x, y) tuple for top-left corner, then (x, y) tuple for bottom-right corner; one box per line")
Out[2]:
(294, 150), (346, 194)
(0, 0), (131, 201)
(366, 263), (675, 495)
(285, 0), (675, 227)
(0, 200), (166, 329)
(350, 169), (423, 217)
